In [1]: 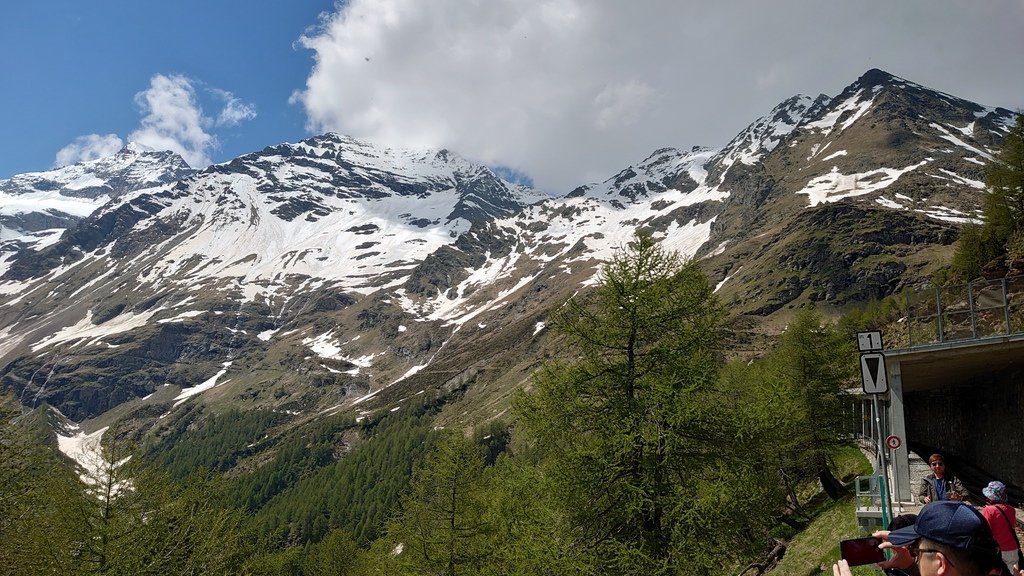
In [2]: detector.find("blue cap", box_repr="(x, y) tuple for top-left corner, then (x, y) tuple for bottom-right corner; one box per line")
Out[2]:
(887, 501), (987, 549)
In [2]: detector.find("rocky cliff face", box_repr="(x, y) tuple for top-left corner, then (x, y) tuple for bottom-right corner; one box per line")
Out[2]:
(0, 69), (1017, 443)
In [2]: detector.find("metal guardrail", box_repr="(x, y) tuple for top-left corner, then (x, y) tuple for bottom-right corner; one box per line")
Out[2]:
(887, 276), (1024, 348)
(854, 475), (889, 535)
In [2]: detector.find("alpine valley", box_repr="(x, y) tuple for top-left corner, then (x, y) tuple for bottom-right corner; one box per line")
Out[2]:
(0, 69), (1018, 479)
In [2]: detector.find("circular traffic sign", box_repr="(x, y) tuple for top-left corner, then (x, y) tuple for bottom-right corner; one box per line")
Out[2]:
(885, 435), (902, 450)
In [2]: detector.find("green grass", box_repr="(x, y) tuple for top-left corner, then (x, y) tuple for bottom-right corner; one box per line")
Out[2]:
(768, 445), (878, 576)
(768, 496), (879, 576)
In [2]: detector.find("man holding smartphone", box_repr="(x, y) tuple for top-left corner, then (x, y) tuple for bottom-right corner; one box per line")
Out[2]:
(833, 501), (1009, 576)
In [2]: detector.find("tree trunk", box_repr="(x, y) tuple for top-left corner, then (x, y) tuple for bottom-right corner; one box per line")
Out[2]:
(779, 468), (807, 518)
(818, 465), (845, 500)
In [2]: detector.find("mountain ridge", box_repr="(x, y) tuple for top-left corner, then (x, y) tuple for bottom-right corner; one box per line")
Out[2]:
(0, 69), (1018, 438)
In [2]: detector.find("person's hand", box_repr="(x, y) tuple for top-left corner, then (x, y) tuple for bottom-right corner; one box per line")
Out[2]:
(833, 558), (853, 576)
(871, 530), (915, 572)
(950, 492), (962, 501)
(924, 495), (932, 503)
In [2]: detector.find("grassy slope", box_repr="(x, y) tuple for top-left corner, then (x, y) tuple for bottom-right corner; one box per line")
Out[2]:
(768, 446), (878, 576)
(769, 497), (878, 576)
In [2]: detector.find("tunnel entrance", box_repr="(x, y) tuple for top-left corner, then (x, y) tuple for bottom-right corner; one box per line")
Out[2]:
(862, 276), (1024, 503)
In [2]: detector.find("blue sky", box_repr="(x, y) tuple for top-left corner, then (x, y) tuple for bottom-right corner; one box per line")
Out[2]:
(2, 1), (1023, 193)
(0, 0), (329, 176)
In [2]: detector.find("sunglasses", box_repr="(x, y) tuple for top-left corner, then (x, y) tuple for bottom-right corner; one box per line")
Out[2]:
(909, 544), (953, 567)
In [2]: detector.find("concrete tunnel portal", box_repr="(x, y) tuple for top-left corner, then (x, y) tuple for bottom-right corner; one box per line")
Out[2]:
(880, 333), (1024, 504)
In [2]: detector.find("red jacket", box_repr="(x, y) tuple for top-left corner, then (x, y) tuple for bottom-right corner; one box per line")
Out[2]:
(982, 503), (1019, 552)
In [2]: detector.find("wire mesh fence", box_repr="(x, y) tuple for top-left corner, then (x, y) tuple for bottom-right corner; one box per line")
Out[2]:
(890, 276), (1024, 348)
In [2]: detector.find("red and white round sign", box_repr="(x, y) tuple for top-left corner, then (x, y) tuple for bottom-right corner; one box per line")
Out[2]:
(885, 435), (902, 450)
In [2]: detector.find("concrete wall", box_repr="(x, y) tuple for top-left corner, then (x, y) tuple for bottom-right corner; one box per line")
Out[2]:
(904, 366), (1024, 495)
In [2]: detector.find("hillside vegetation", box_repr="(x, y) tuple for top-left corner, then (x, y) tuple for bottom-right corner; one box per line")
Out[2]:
(1, 234), (880, 575)
(1, 87), (1021, 575)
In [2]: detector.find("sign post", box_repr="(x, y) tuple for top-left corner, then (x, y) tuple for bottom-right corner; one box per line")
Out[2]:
(857, 330), (884, 353)
(886, 435), (902, 511)
(857, 330), (892, 527)
(885, 435), (902, 451)
(860, 353), (888, 394)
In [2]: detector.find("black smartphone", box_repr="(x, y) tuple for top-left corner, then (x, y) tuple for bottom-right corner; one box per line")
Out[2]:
(840, 537), (886, 566)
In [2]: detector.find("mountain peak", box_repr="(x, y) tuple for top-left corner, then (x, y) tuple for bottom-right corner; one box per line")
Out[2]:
(855, 68), (903, 88)
(122, 141), (158, 155)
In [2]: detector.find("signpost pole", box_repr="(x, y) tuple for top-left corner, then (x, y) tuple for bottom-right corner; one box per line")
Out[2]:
(891, 444), (901, 513)
(872, 394), (891, 528)
(883, 434), (904, 509)
(858, 330), (893, 528)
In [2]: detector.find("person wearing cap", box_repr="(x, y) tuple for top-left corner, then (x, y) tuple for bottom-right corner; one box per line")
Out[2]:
(884, 513), (921, 576)
(832, 500), (1009, 576)
(980, 480), (1022, 574)
(919, 453), (967, 504)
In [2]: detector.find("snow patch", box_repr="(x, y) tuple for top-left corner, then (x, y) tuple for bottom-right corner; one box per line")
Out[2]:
(157, 310), (205, 323)
(929, 123), (993, 160)
(304, 331), (343, 359)
(714, 266), (742, 293)
(31, 309), (161, 352)
(796, 160), (930, 206)
(57, 425), (131, 495)
(804, 87), (877, 136)
(173, 361), (233, 407)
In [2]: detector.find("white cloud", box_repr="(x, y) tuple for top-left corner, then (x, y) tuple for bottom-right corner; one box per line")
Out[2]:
(292, 0), (1024, 194)
(54, 75), (258, 170)
(212, 88), (258, 127)
(53, 134), (125, 167)
(128, 74), (215, 168)
(593, 81), (659, 131)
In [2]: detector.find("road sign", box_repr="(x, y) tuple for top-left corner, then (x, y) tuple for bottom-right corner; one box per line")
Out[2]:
(857, 330), (884, 352)
(860, 352), (888, 394)
(885, 435), (902, 450)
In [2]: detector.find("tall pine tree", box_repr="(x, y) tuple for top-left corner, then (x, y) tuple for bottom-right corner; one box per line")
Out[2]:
(764, 309), (856, 500)
(387, 429), (492, 576)
(515, 233), (732, 574)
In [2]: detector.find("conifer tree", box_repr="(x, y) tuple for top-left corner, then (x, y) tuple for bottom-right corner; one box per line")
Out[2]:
(0, 408), (86, 575)
(388, 429), (492, 576)
(951, 113), (1024, 279)
(985, 114), (1024, 234)
(300, 529), (364, 576)
(762, 309), (856, 500)
(514, 232), (730, 574)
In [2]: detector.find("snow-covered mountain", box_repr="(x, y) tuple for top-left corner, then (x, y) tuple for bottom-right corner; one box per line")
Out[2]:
(0, 69), (1017, 445)
(0, 142), (193, 247)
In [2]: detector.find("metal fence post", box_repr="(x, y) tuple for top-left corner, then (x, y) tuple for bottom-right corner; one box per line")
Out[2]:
(969, 281), (977, 339)
(1003, 278), (1011, 334)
